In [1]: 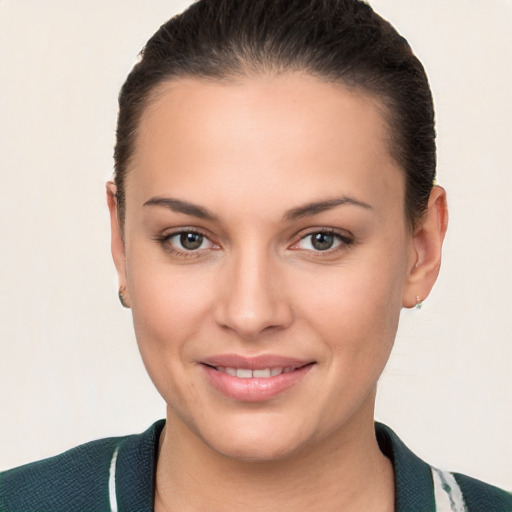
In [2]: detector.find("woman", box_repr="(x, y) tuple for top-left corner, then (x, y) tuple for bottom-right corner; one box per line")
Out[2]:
(1, 0), (510, 510)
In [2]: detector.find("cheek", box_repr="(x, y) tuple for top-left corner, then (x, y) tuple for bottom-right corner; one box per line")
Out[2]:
(126, 263), (217, 412)
(126, 248), (216, 361)
(294, 240), (408, 359)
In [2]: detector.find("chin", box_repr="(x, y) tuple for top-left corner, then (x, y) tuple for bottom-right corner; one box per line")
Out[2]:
(198, 413), (312, 463)
(212, 434), (302, 463)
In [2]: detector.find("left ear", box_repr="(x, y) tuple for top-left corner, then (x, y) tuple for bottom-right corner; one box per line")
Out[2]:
(402, 185), (448, 308)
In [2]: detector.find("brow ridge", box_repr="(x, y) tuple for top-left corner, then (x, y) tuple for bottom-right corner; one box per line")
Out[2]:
(143, 195), (371, 223)
(143, 197), (218, 221)
(284, 196), (372, 221)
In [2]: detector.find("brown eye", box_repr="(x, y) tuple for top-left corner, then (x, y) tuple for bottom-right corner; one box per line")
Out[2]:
(310, 233), (335, 251)
(179, 232), (204, 250)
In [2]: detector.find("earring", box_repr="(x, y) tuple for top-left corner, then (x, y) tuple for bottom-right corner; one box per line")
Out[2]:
(118, 286), (130, 309)
(415, 296), (423, 310)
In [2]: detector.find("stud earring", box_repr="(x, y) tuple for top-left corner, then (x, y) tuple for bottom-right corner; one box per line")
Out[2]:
(118, 286), (130, 309)
(415, 296), (423, 310)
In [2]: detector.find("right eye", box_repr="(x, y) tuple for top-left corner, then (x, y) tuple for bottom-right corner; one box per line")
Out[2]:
(173, 232), (207, 250)
(159, 230), (219, 257)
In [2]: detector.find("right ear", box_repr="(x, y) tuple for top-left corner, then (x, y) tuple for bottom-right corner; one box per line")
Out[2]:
(106, 181), (128, 296)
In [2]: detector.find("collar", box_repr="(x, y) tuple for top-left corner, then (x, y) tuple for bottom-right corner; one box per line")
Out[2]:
(376, 422), (436, 512)
(114, 419), (164, 511)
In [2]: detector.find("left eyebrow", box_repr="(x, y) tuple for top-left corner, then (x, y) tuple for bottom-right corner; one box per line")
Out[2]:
(283, 196), (372, 221)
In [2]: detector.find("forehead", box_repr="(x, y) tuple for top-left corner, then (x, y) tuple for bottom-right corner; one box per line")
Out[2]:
(127, 73), (403, 219)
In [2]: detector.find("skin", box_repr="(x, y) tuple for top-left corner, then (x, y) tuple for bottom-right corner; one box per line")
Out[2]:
(107, 73), (447, 511)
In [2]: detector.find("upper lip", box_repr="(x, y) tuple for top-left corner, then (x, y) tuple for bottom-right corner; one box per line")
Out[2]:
(200, 354), (315, 370)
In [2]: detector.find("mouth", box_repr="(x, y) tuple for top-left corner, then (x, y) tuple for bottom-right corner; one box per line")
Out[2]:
(206, 364), (311, 379)
(200, 356), (315, 402)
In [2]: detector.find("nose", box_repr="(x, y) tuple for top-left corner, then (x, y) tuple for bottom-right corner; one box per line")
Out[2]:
(213, 247), (293, 340)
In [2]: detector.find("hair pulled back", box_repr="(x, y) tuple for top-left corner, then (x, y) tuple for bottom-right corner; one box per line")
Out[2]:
(114, 0), (436, 226)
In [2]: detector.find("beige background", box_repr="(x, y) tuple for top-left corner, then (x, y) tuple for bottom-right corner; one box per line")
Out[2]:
(1, 0), (511, 489)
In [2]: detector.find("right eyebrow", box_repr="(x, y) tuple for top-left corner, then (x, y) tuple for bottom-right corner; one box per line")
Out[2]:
(143, 197), (219, 221)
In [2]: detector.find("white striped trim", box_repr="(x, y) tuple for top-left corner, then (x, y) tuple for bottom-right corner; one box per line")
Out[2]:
(432, 467), (468, 512)
(108, 446), (120, 512)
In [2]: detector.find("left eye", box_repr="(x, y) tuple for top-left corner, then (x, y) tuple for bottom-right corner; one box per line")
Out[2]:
(169, 232), (211, 251)
(296, 232), (344, 251)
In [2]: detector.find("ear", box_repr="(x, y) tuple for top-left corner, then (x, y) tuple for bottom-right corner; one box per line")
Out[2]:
(402, 185), (448, 308)
(106, 181), (129, 303)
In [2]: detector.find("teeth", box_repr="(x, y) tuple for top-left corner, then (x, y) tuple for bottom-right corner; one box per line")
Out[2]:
(215, 367), (289, 378)
(253, 368), (271, 378)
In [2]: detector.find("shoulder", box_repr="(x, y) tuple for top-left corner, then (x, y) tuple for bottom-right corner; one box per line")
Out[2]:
(375, 422), (512, 512)
(453, 472), (512, 511)
(0, 436), (121, 510)
(0, 420), (164, 512)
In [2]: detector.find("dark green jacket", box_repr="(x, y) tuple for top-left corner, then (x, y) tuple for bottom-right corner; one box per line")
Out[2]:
(1, 421), (511, 511)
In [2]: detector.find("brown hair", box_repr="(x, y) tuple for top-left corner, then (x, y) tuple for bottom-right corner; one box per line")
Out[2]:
(114, 0), (436, 227)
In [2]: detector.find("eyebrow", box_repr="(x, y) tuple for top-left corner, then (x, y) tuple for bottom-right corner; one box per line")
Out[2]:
(283, 196), (372, 221)
(143, 195), (372, 222)
(143, 197), (219, 221)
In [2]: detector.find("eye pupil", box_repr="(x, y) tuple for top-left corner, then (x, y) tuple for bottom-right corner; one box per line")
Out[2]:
(311, 233), (334, 251)
(180, 232), (203, 250)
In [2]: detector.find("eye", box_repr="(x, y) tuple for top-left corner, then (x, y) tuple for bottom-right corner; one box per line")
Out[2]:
(293, 231), (351, 252)
(158, 230), (218, 255)
(308, 232), (337, 251)
(174, 232), (207, 250)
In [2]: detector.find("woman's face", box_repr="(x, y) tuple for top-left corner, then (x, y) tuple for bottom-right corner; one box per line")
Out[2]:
(111, 73), (423, 461)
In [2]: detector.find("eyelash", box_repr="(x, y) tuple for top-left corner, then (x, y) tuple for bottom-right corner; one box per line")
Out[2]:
(155, 228), (354, 258)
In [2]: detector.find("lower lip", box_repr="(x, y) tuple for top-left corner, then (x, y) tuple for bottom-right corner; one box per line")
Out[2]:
(201, 364), (314, 402)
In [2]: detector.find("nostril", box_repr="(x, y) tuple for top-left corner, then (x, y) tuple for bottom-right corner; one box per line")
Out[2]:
(212, 260), (294, 337)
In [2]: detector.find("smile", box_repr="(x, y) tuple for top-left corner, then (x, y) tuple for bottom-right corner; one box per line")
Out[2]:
(201, 357), (315, 402)
(213, 366), (298, 378)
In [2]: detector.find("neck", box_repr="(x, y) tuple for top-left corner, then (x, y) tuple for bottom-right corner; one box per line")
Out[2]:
(155, 396), (394, 512)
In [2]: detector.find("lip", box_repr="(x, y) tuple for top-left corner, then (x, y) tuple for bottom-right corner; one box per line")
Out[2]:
(200, 354), (315, 402)
(201, 354), (312, 370)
